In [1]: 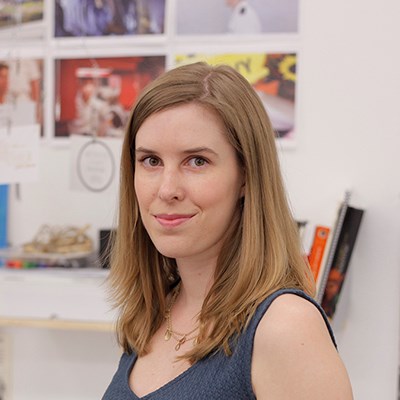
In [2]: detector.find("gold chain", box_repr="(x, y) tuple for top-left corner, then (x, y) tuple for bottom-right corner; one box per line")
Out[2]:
(164, 283), (199, 351)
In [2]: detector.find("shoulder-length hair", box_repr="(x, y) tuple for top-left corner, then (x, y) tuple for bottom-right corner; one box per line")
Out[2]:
(108, 62), (314, 363)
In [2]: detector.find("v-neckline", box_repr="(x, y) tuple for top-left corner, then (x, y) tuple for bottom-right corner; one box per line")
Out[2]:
(125, 352), (202, 399)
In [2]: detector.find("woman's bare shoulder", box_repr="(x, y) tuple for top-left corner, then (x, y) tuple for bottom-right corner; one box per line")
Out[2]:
(252, 293), (353, 400)
(258, 293), (330, 337)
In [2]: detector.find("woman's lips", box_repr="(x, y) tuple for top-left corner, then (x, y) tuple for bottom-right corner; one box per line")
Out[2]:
(154, 214), (194, 227)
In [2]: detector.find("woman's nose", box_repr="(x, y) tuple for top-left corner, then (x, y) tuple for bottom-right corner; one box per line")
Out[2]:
(158, 169), (184, 202)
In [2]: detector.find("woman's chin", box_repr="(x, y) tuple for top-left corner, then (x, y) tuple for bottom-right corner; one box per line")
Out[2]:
(155, 247), (189, 259)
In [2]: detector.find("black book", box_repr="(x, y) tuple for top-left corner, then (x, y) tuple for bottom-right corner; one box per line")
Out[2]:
(320, 206), (364, 319)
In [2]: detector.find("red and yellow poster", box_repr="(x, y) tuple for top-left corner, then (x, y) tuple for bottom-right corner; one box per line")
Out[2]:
(175, 53), (297, 140)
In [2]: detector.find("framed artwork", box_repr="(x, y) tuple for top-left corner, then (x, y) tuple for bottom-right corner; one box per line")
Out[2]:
(54, 55), (166, 138)
(55, 0), (166, 37)
(175, 52), (297, 141)
(176, 0), (299, 35)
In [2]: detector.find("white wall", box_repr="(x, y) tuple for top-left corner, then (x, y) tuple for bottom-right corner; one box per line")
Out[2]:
(280, 1), (400, 398)
(4, 328), (120, 400)
(8, 146), (119, 249)
(4, 0), (400, 399)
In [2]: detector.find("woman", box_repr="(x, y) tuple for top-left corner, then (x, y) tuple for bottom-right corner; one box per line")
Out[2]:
(103, 62), (353, 399)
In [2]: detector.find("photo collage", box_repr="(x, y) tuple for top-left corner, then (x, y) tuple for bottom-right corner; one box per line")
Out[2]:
(1, 0), (300, 144)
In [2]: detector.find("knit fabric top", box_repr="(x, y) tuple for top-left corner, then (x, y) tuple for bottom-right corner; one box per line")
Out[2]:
(102, 288), (336, 400)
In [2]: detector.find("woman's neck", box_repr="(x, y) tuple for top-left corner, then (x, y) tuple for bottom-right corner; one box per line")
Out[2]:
(175, 257), (216, 308)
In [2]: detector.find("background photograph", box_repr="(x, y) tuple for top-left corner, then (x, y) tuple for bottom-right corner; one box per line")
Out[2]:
(54, 55), (165, 138)
(175, 52), (296, 139)
(0, 0), (44, 38)
(0, 58), (44, 135)
(176, 0), (299, 35)
(55, 0), (166, 37)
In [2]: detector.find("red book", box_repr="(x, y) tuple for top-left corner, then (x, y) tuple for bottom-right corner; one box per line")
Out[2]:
(308, 226), (330, 282)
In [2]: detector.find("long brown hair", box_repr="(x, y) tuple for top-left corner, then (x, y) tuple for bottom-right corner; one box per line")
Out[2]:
(108, 62), (315, 363)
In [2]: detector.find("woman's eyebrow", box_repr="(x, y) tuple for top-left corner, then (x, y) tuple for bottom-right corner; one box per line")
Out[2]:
(135, 146), (218, 156)
(182, 147), (218, 156)
(135, 147), (157, 154)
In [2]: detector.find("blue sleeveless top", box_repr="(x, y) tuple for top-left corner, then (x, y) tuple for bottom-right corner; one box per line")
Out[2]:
(102, 288), (335, 400)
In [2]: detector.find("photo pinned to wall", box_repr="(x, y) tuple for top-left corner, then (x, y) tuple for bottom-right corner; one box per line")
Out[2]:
(0, 0), (44, 39)
(0, 58), (44, 136)
(54, 55), (166, 138)
(70, 135), (122, 193)
(176, 0), (299, 35)
(55, 0), (166, 37)
(175, 52), (297, 141)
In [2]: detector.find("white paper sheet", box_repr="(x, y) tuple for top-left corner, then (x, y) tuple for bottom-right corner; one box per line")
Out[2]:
(0, 124), (40, 184)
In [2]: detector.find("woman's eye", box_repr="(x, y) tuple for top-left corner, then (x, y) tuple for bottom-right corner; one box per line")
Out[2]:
(188, 157), (208, 167)
(143, 156), (160, 167)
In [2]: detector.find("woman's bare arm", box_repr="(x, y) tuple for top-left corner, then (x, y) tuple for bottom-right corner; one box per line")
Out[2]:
(252, 294), (353, 400)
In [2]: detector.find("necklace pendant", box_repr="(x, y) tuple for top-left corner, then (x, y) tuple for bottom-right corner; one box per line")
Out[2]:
(164, 329), (171, 341)
(175, 336), (186, 351)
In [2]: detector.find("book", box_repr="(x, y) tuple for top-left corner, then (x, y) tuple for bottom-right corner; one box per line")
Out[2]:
(308, 226), (330, 282)
(0, 185), (8, 249)
(316, 191), (352, 303)
(321, 205), (364, 319)
(296, 220), (308, 241)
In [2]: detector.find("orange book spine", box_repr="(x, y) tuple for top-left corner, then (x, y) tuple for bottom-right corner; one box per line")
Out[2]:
(308, 226), (330, 281)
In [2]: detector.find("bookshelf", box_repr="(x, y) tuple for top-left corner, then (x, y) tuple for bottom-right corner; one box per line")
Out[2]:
(0, 268), (115, 326)
(0, 317), (113, 331)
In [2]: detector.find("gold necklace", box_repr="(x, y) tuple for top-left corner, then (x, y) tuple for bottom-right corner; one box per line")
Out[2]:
(164, 284), (199, 351)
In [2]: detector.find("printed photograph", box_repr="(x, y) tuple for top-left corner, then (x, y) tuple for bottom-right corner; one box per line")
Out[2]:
(0, 0), (44, 38)
(175, 53), (297, 139)
(55, 0), (166, 37)
(176, 0), (299, 35)
(0, 58), (44, 134)
(54, 55), (165, 138)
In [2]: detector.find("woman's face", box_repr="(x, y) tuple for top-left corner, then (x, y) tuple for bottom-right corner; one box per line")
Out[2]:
(134, 102), (244, 264)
